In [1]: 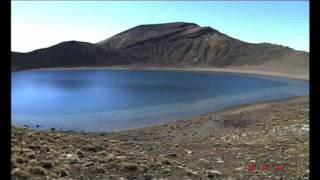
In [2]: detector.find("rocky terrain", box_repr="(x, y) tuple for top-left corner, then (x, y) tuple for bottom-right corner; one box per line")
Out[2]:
(97, 23), (308, 67)
(11, 96), (309, 179)
(11, 41), (130, 71)
(12, 22), (309, 73)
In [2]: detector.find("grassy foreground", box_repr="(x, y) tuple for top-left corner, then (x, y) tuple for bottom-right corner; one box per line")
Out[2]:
(11, 96), (309, 179)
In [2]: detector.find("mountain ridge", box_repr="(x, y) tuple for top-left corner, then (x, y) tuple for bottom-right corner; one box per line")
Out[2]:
(11, 22), (309, 72)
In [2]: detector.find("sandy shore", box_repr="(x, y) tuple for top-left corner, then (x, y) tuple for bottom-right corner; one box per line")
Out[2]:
(20, 65), (309, 80)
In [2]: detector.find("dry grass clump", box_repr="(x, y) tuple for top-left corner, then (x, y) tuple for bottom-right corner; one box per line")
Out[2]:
(93, 166), (106, 173)
(119, 162), (139, 171)
(11, 168), (29, 178)
(13, 155), (27, 165)
(11, 159), (17, 169)
(25, 151), (35, 159)
(76, 149), (85, 158)
(40, 160), (54, 169)
(55, 165), (70, 177)
(84, 144), (99, 152)
(28, 159), (38, 166)
(28, 166), (47, 176)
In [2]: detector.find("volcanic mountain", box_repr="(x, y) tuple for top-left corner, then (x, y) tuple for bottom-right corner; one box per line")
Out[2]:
(12, 22), (309, 71)
(11, 41), (130, 71)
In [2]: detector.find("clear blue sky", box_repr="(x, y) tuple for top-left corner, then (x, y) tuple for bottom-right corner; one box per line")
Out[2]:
(12, 1), (309, 52)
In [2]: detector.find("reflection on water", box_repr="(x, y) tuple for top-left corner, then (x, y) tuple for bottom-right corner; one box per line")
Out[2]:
(11, 69), (309, 132)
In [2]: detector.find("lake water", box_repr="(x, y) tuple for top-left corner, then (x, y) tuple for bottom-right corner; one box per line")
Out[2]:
(11, 69), (309, 132)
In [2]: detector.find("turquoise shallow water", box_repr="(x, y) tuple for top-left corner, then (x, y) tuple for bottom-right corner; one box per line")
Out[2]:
(11, 69), (309, 132)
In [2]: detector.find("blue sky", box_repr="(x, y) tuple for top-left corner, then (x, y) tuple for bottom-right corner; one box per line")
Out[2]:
(12, 1), (309, 52)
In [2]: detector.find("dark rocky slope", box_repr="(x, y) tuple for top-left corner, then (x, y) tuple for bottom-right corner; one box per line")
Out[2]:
(11, 41), (130, 71)
(12, 22), (309, 71)
(97, 22), (308, 67)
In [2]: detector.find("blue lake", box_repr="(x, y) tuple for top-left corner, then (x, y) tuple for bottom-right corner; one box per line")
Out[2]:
(11, 69), (309, 132)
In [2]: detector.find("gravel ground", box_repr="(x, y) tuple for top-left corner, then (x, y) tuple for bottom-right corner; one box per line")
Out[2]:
(11, 96), (309, 180)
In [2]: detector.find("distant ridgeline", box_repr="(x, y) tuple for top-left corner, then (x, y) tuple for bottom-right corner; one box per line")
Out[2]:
(12, 22), (309, 71)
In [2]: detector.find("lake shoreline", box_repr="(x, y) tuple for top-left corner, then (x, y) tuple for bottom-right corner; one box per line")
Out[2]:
(12, 66), (309, 133)
(11, 66), (309, 179)
(16, 65), (309, 80)
(12, 96), (309, 179)
(15, 95), (309, 134)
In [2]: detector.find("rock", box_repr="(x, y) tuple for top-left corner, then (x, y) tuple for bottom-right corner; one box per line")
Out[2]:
(300, 124), (309, 134)
(182, 177), (193, 180)
(110, 140), (118, 143)
(184, 149), (192, 154)
(84, 145), (98, 152)
(94, 167), (106, 173)
(177, 166), (198, 176)
(97, 151), (107, 156)
(27, 144), (40, 150)
(26, 152), (35, 159)
(185, 168), (198, 176)
(236, 152), (242, 159)
(301, 174), (309, 180)
(40, 160), (54, 169)
(298, 154), (306, 158)
(119, 162), (139, 171)
(138, 164), (149, 172)
(76, 150), (85, 158)
(220, 136), (227, 141)
(235, 167), (244, 171)
(118, 177), (128, 180)
(27, 132), (36, 137)
(216, 157), (224, 163)
(91, 155), (100, 162)
(28, 166), (47, 176)
(162, 168), (171, 175)
(116, 156), (127, 161)
(14, 156), (26, 164)
(56, 168), (69, 177)
(305, 169), (310, 174)
(66, 154), (80, 163)
(164, 153), (177, 158)
(110, 146), (122, 154)
(41, 145), (50, 153)
(28, 159), (38, 166)
(83, 162), (94, 167)
(161, 159), (172, 165)
(106, 153), (116, 162)
(205, 170), (222, 178)
(11, 159), (17, 169)
(11, 168), (29, 178)
(198, 158), (210, 164)
(284, 148), (296, 154)
(241, 133), (248, 137)
(62, 164), (71, 171)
